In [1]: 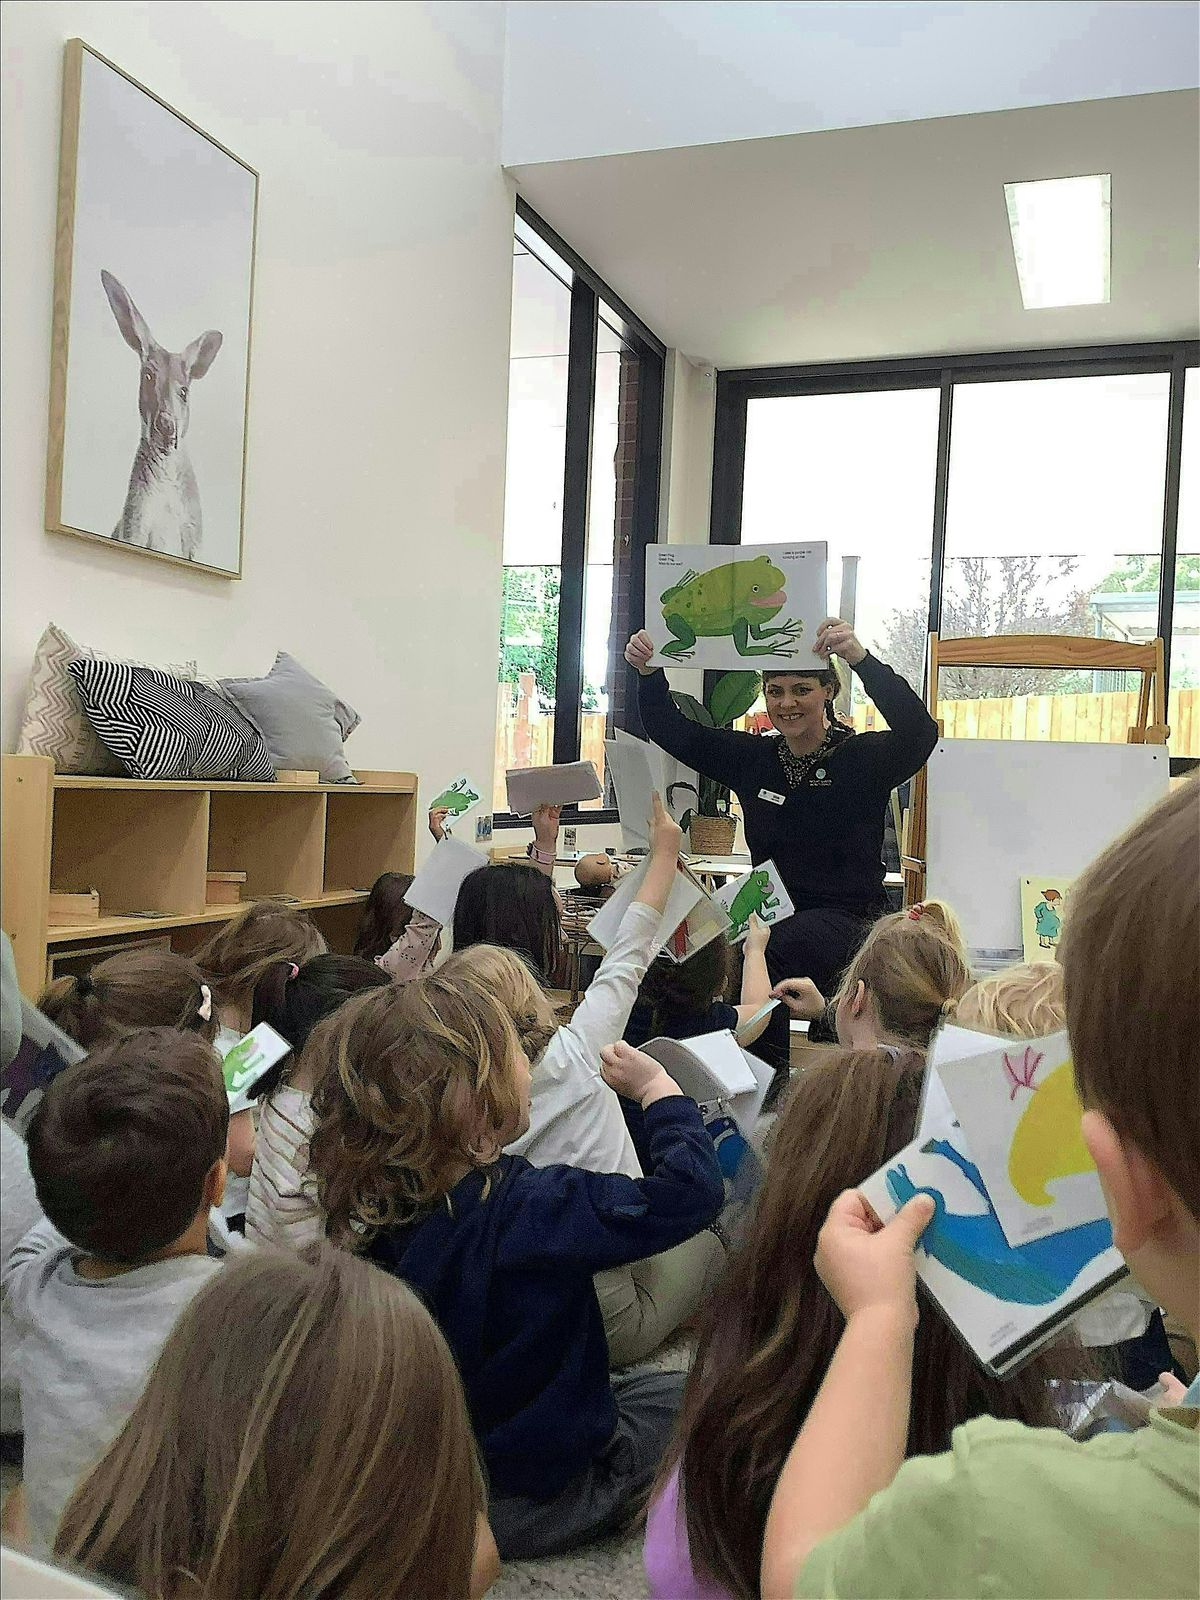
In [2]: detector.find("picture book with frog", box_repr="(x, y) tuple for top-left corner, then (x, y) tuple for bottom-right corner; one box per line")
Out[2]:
(644, 542), (828, 671)
(714, 859), (795, 942)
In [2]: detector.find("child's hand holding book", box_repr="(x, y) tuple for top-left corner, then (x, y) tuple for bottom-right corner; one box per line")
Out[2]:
(815, 1188), (935, 1331)
(600, 1040), (682, 1109)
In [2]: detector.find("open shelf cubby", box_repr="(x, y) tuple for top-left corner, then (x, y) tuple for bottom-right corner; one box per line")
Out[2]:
(2, 756), (418, 993)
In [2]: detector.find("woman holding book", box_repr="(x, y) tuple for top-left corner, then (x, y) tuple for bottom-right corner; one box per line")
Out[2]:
(624, 620), (938, 1075)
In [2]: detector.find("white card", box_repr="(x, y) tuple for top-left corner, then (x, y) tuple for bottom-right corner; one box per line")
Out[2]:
(713, 858), (796, 942)
(216, 1021), (291, 1115)
(605, 736), (656, 851)
(645, 541), (827, 671)
(933, 1026), (1107, 1248)
(404, 835), (490, 926)
(505, 760), (603, 816)
(642, 1031), (775, 1139)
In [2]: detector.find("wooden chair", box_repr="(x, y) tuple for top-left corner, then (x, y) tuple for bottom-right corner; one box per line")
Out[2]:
(902, 633), (1168, 905)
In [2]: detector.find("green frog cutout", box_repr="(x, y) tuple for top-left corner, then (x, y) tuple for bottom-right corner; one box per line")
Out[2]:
(659, 554), (805, 660)
(430, 777), (481, 816)
(725, 868), (781, 938)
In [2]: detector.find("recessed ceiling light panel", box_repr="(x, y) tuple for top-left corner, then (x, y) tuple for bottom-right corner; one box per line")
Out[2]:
(1004, 174), (1111, 310)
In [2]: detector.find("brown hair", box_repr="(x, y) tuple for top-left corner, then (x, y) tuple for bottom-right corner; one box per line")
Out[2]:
(1061, 776), (1200, 1221)
(26, 1029), (228, 1263)
(834, 899), (970, 1051)
(307, 966), (524, 1245)
(452, 863), (563, 985)
(636, 939), (731, 1034)
(194, 900), (325, 1015)
(762, 663), (843, 727)
(38, 948), (217, 1051)
(665, 1047), (1083, 1600)
(353, 872), (416, 964)
(55, 1247), (485, 1600)
(958, 962), (1065, 1037)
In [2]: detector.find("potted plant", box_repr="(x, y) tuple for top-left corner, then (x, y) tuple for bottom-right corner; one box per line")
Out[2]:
(666, 670), (760, 855)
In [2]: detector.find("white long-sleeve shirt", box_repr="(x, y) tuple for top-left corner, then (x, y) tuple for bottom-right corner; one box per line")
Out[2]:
(506, 901), (660, 1178)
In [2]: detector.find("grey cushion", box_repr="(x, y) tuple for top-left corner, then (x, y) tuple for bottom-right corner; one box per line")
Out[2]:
(220, 653), (360, 783)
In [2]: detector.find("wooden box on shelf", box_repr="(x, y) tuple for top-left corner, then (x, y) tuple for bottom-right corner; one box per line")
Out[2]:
(1, 756), (419, 995)
(46, 888), (101, 925)
(206, 870), (247, 907)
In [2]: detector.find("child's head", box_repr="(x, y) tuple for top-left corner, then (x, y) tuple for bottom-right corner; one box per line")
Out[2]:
(353, 871), (416, 964)
(1061, 778), (1199, 1325)
(439, 943), (559, 1062)
(38, 948), (217, 1052)
(307, 969), (529, 1244)
(249, 954), (391, 1100)
(669, 1046), (1077, 1600)
(638, 938), (730, 1028)
(452, 862), (562, 984)
(957, 962), (1065, 1037)
(26, 1029), (228, 1265)
(56, 1247), (485, 1600)
(833, 900), (970, 1051)
(194, 899), (326, 1019)
(574, 852), (614, 890)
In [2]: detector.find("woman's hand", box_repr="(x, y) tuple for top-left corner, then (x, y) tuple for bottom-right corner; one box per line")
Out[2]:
(771, 976), (826, 1020)
(815, 618), (866, 668)
(428, 806), (450, 842)
(600, 1040), (681, 1107)
(624, 630), (658, 677)
(745, 913), (771, 955)
(648, 790), (683, 860)
(815, 1189), (934, 1327)
(532, 803), (561, 852)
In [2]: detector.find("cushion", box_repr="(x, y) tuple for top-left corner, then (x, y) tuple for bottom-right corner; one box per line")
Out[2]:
(220, 653), (360, 783)
(16, 623), (197, 775)
(68, 660), (275, 782)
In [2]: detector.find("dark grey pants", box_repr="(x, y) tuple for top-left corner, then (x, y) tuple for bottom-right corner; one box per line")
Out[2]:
(488, 1368), (686, 1560)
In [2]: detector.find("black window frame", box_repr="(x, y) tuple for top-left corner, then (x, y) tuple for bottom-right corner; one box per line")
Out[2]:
(710, 340), (1200, 774)
(494, 200), (667, 829)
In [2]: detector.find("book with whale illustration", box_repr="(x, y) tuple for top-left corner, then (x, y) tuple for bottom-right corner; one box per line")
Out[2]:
(861, 1023), (1126, 1377)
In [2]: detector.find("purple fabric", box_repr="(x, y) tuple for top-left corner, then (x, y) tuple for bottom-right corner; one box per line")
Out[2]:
(644, 1464), (734, 1600)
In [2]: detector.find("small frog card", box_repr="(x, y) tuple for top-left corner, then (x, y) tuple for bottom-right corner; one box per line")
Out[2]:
(644, 542), (827, 671)
(217, 1022), (291, 1115)
(714, 859), (795, 942)
(429, 775), (483, 825)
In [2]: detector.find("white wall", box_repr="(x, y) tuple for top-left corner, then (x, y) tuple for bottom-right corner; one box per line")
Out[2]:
(503, 0), (1200, 166)
(1, 0), (514, 838)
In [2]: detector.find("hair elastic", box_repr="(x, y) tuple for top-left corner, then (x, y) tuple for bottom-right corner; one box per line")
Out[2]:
(75, 972), (94, 998)
(287, 962), (300, 981)
(907, 903), (926, 921)
(197, 983), (213, 1022)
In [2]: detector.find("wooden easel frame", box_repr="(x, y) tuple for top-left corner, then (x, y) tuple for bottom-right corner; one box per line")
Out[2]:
(901, 633), (1168, 905)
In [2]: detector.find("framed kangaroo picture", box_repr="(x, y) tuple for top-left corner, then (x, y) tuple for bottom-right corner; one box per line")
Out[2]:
(46, 40), (258, 579)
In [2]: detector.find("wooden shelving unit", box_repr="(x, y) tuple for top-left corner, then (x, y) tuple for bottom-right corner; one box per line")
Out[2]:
(2, 756), (418, 994)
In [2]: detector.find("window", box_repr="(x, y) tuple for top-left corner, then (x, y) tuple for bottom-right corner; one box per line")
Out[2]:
(713, 347), (1197, 764)
(495, 208), (664, 819)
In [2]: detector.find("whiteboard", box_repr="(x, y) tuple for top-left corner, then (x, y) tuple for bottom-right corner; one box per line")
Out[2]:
(925, 739), (1169, 952)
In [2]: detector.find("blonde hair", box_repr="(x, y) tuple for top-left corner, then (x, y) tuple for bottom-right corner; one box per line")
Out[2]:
(957, 963), (1065, 1037)
(38, 948), (217, 1051)
(307, 964), (525, 1245)
(194, 900), (325, 1014)
(55, 1248), (484, 1600)
(442, 943), (559, 1061)
(834, 900), (971, 1052)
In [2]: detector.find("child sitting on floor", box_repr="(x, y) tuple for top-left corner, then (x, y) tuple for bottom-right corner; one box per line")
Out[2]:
(305, 976), (724, 1562)
(244, 954), (390, 1250)
(38, 947), (219, 1053)
(625, 915), (773, 1048)
(4, 1029), (228, 1550)
(644, 1045), (1075, 1600)
(771, 899), (970, 1056)
(55, 1248), (498, 1600)
(761, 779), (1200, 1600)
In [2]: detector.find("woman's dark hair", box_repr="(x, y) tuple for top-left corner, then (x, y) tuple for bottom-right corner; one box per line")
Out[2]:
(249, 955), (390, 1100)
(661, 1047), (1093, 1600)
(638, 939), (730, 1033)
(354, 873), (416, 964)
(452, 864), (562, 987)
(761, 665), (843, 728)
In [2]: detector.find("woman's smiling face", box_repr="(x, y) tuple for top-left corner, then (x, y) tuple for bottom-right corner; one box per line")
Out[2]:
(764, 674), (832, 741)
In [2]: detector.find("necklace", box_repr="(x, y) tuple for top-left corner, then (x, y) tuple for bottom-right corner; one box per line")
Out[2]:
(776, 726), (845, 790)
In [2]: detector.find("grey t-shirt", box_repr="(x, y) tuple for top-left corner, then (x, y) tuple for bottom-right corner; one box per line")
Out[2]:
(3, 1220), (220, 1548)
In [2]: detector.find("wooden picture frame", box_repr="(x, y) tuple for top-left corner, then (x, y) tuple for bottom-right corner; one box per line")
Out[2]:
(46, 39), (258, 579)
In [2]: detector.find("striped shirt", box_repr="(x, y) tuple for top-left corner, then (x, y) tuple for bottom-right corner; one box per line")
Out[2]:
(245, 1086), (322, 1251)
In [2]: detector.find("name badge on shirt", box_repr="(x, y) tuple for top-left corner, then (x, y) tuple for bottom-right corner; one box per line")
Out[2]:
(759, 789), (786, 806)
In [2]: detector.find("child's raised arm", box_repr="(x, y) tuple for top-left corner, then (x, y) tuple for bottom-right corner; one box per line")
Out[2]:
(633, 792), (684, 914)
(760, 1188), (934, 1599)
(734, 915), (773, 1043)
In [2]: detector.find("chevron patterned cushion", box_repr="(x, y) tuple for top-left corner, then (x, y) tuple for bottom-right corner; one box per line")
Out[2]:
(68, 660), (275, 782)
(16, 624), (197, 775)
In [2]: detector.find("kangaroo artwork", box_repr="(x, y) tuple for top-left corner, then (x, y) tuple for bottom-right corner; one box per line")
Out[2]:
(643, 542), (828, 672)
(47, 41), (258, 577)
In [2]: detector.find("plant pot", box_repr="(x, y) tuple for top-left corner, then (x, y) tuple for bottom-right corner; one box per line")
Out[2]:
(688, 814), (738, 856)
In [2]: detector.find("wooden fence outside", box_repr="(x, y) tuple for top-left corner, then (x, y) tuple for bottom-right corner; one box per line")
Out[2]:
(494, 680), (1198, 810)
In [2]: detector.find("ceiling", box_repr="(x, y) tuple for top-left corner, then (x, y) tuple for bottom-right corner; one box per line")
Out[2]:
(509, 90), (1200, 369)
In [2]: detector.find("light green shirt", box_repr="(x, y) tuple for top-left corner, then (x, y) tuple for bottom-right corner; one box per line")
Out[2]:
(796, 1406), (1200, 1600)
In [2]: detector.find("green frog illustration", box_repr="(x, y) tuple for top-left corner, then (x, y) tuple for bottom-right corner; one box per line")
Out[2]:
(432, 777), (480, 815)
(726, 869), (781, 937)
(221, 1036), (268, 1099)
(659, 554), (805, 660)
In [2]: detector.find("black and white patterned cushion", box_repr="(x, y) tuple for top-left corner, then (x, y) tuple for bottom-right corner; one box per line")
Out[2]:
(68, 660), (275, 782)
